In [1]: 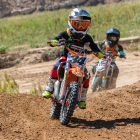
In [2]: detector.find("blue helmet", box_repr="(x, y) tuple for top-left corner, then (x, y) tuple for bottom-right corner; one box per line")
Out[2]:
(106, 28), (120, 48)
(68, 8), (91, 39)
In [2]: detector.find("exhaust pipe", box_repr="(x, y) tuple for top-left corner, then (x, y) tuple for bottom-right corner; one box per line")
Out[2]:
(54, 80), (61, 101)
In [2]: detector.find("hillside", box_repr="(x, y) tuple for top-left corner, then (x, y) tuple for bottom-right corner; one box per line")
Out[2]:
(0, 0), (122, 18)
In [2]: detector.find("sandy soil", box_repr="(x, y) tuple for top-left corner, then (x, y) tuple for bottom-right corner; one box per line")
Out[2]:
(0, 51), (140, 93)
(1, 51), (140, 140)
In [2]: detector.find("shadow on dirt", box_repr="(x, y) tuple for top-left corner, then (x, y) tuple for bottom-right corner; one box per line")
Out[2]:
(69, 117), (140, 129)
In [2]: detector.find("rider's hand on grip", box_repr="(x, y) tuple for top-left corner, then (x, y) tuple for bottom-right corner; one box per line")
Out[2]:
(120, 55), (126, 58)
(47, 41), (54, 47)
(47, 40), (58, 47)
(67, 43), (72, 48)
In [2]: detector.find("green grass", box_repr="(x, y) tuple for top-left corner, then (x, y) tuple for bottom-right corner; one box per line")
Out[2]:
(0, 72), (19, 93)
(0, 45), (8, 54)
(0, 72), (43, 95)
(0, 1), (140, 51)
(30, 83), (43, 95)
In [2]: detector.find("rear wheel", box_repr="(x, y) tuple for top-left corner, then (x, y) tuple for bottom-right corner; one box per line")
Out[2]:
(50, 102), (62, 119)
(92, 77), (101, 92)
(60, 81), (78, 125)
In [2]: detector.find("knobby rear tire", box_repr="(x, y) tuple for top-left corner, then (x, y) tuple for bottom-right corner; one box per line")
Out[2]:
(60, 81), (78, 125)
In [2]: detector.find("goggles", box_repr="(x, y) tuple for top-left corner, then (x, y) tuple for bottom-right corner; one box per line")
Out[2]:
(108, 36), (118, 41)
(70, 20), (90, 31)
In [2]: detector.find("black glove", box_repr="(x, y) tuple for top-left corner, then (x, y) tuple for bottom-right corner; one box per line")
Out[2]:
(120, 55), (125, 58)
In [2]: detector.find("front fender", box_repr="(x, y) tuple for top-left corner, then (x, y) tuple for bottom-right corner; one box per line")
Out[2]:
(71, 68), (84, 78)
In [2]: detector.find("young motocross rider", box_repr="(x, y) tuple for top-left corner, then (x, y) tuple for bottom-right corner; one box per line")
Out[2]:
(92, 28), (126, 89)
(42, 8), (105, 109)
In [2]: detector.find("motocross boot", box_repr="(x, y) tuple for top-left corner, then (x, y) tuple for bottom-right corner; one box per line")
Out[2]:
(42, 76), (57, 98)
(79, 87), (88, 109)
(111, 77), (117, 89)
(79, 101), (86, 109)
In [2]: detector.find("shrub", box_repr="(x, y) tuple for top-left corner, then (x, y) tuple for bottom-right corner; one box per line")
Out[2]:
(0, 72), (19, 93)
(30, 83), (43, 95)
(0, 45), (8, 54)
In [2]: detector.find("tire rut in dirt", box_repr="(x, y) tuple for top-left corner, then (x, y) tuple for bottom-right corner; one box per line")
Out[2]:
(50, 102), (62, 119)
(60, 81), (79, 125)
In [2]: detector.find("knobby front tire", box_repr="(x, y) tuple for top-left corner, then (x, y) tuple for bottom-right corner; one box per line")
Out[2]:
(60, 81), (79, 125)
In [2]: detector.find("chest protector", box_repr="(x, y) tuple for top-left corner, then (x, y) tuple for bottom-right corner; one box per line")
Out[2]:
(103, 42), (118, 59)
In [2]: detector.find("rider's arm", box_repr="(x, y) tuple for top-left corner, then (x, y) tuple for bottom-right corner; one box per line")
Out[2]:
(84, 35), (105, 59)
(53, 31), (70, 57)
(118, 45), (126, 58)
(49, 31), (68, 47)
(98, 42), (106, 51)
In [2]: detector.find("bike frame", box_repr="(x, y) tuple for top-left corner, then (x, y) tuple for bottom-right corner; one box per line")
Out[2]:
(54, 46), (88, 103)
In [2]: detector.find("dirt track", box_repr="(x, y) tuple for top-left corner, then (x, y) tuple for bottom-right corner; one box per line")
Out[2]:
(0, 51), (140, 93)
(1, 51), (140, 139)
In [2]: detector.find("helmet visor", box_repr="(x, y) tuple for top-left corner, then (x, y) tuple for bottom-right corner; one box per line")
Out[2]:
(70, 20), (90, 31)
(108, 36), (118, 41)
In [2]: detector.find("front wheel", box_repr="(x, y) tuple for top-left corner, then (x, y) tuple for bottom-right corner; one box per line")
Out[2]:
(92, 77), (101, 92)
(60, 81), (79, 125)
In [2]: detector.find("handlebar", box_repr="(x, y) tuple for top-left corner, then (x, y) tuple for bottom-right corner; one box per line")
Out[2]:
(103, 52), (126, 59)
(47, 39), (95, 55)
(47, 39), (74, 46)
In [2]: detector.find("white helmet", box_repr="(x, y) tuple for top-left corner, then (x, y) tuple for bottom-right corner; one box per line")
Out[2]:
(68, 8), (91, 39)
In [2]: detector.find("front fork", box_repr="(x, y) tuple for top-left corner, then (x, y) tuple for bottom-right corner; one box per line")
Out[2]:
(107, 66), (114, 88)
(59, 72), (69, 103)
(59, 64), (84, 104)
(101, 64), (113, 89)
(91, 65), (110, 90)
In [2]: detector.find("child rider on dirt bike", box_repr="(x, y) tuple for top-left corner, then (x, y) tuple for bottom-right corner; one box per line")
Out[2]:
(42, 8), (105, 109)
(92, 28), (126, 89)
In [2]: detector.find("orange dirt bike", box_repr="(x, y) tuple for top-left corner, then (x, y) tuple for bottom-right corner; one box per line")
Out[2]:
(47, 39), (95, 125)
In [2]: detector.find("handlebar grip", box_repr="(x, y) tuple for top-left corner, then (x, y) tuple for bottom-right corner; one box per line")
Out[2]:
(91, 52), (95, 55)
(47, 41), (51, 44)
(47, 41), (62, 46)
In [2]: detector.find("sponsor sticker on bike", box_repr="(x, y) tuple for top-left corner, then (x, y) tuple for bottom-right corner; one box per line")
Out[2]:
(99, 58), (111, 67)
(64, 72), (68, 79)
(68, 54), (87, 65)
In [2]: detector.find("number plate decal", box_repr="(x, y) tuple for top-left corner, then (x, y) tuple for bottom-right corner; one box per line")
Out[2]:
(67, 54), (87, 65)
(99, 58), (110, 67)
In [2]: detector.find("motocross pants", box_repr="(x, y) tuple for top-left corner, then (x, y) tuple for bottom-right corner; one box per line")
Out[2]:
(92, 62), (119, 78)
(45, 56), (89, 102)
